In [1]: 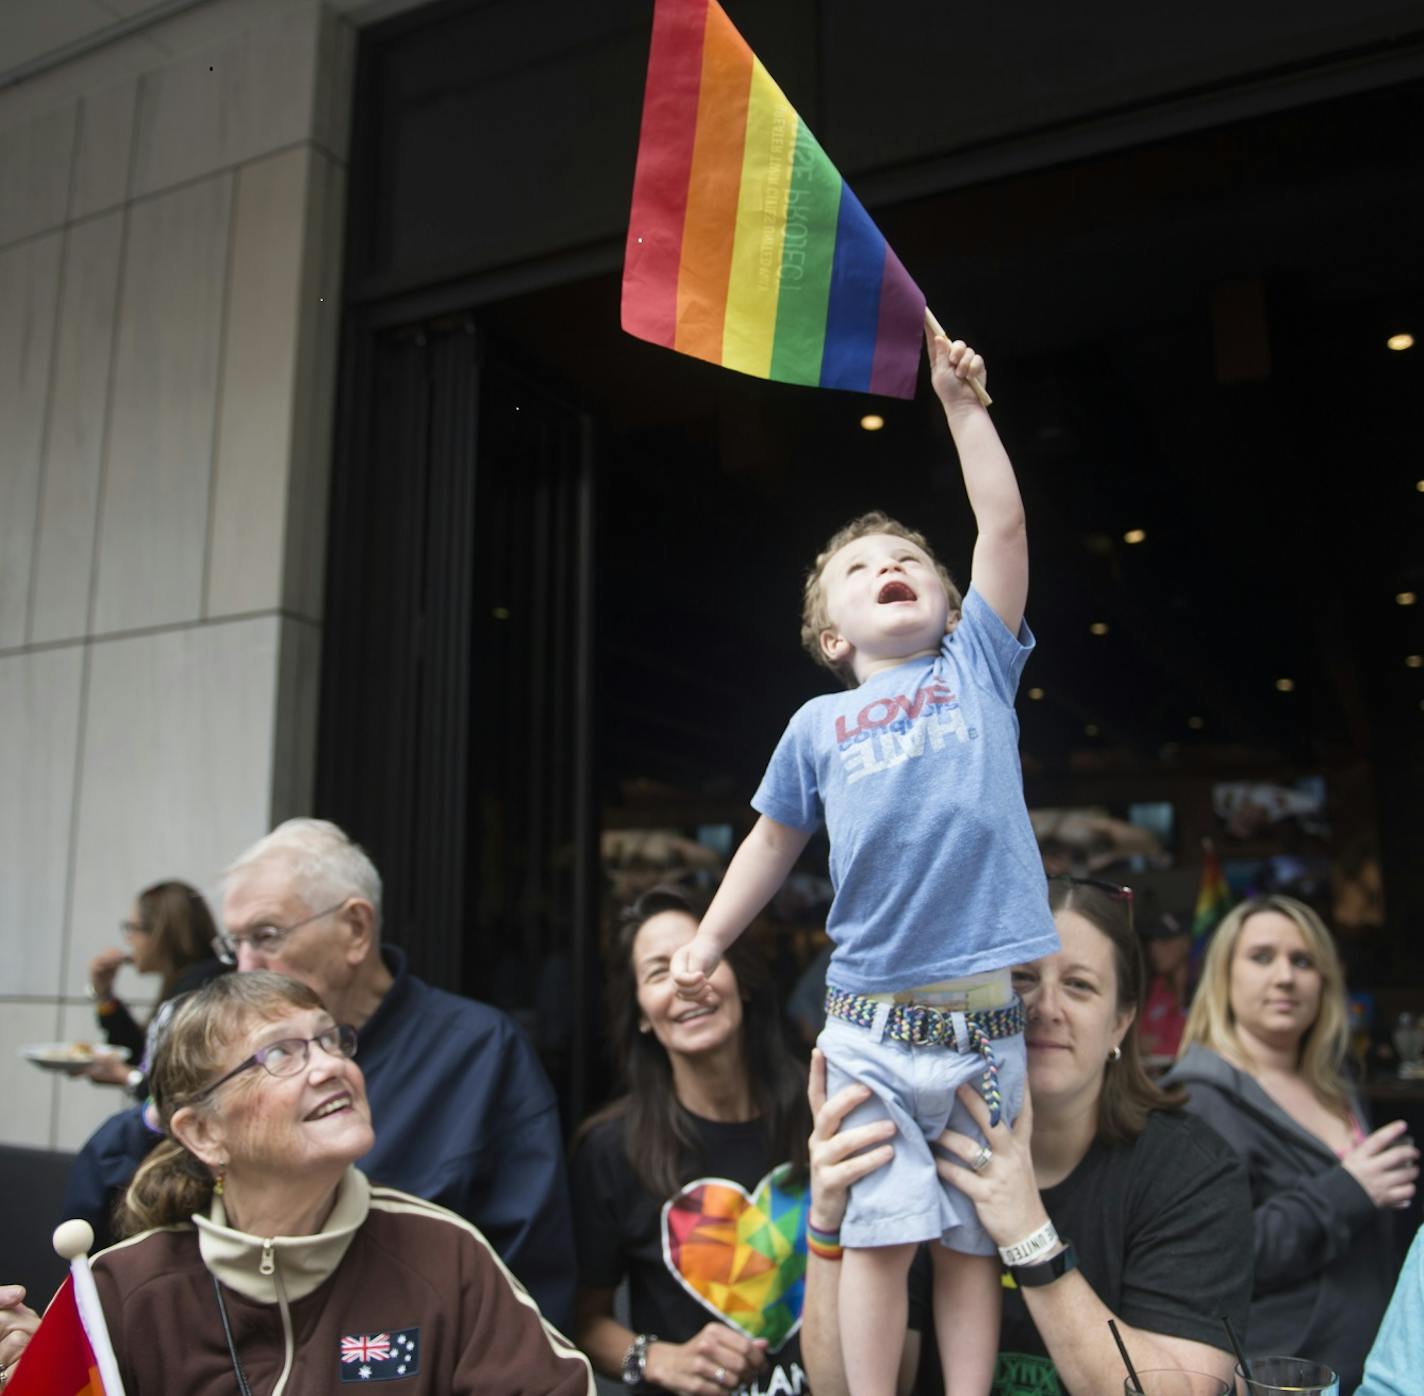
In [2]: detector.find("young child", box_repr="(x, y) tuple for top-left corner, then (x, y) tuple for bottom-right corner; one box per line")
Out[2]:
(671, 332), (1061, 1396)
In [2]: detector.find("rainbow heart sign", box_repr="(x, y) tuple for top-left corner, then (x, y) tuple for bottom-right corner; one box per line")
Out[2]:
(660, 1163), (808, 1350)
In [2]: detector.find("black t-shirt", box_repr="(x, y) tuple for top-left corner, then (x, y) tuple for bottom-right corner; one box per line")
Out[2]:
(572, 1111), (810, 1396)
(914, 1111), (1253, 1396)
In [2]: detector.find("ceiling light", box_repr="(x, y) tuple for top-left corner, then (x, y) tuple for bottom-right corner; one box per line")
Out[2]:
(491, 606), (510, 621)
(1187, 716), (1205, 730)
(1387, 333), (1415, 352)
(1407, 655), (1424, 669)
(1417, 481), (1424, 493)
(860, 414), (884, 431)
(1398, 592), (1417, 607)
(1275, 677), (1294, 692)
(1084, 723), (1100, 737)
(1027, 687), (1044, 701)
(1123, 528), (1146, 545)
(1089, 621), (1109, 636)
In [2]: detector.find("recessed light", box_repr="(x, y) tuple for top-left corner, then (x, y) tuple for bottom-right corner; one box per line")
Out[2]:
(1417, 481), (1424, 493)
(1187, 716), (1205, 730)
(1275, 677), (1295, 692)
(492, 606), (510, 621)
(1388, 333), (1415, 352)
(1398, 592), (1417, 607)
(1407, 655), (1424, 669)
(1027, 687), (1044, 701)
(1089, 621), (1109, 636)
(860, 414), (885, 432)
(1123, 528), (1147, 545)
(1084, 723), (1100, 737)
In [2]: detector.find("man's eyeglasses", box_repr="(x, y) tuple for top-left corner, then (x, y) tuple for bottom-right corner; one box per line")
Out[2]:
(189, 1024), (358, 1104)
(211, 899), (349, 965)
(119, 919), (151, 937)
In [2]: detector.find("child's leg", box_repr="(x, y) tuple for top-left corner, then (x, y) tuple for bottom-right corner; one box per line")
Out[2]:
(839, 1242), (917, 1396)
(931, 1246), (1001, 1396)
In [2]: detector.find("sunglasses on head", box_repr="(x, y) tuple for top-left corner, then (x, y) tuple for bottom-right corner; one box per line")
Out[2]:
(1049, 874), (1135, 902)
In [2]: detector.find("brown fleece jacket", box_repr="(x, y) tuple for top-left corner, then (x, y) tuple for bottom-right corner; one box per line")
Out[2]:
(92, 1170), (592, 1395)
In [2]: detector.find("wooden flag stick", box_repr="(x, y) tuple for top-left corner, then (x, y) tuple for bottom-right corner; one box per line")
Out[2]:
(925, 308), (992, 407)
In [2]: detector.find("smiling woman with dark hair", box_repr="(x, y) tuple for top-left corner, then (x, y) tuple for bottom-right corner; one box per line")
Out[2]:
(800, 877), (1255, 1396)
(570, 887), (823, 1395)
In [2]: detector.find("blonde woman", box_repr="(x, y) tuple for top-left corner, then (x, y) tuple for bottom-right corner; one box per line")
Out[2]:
(1168, 895), (1417, 1391)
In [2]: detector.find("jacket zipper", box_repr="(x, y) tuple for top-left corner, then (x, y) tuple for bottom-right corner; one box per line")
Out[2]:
(263, 1241), (295, 1396)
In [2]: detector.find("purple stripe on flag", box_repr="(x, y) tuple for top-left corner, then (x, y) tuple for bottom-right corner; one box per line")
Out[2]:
(868, 244), (924, 399)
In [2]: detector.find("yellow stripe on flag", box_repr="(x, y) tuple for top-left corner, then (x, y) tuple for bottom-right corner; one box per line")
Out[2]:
(722, 59), (797, 377)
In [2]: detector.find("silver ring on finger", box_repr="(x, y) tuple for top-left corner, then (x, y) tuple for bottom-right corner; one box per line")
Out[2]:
(714, 1366), (727, 1385)
(971, 1143), (993, 1173)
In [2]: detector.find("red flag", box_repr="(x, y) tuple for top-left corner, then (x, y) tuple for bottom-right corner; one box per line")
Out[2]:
(7, 1273), (121, 1396)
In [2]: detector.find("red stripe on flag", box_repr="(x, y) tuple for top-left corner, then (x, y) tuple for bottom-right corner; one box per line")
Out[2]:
(621, 0), (710, 347)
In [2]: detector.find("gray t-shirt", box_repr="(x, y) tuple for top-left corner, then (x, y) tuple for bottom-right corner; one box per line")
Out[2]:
(753, 586), (1058, 994)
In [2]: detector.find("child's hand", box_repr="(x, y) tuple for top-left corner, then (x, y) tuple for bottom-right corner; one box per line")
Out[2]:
(926, 330), (987, 412)
(670, 940), (721, 1001)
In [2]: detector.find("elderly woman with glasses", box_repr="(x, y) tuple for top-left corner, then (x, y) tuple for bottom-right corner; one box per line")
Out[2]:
(3, 972), (593, 1395)
(800, 877), (1256, 1396)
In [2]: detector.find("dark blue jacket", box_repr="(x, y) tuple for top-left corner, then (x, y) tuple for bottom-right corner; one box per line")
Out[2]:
(61, 946), (576, 1331)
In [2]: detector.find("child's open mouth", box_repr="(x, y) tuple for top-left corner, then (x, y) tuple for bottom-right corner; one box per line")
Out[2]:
(877, 580), (917, 604)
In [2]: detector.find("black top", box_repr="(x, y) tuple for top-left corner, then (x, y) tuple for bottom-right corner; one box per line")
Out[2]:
(96, 958), (229, 1094)
(913, 1110), (1253, 1396)
(572, 1110), (811, 1393)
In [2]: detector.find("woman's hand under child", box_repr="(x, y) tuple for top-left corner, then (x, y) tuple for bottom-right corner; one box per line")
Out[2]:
(935, 1083), (1052, 1250)
(926, 331), (988, 414)
(806, 1048), (897, 1234)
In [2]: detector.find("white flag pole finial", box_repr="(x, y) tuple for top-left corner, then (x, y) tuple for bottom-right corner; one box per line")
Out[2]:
(53, 1219), (95, 1261)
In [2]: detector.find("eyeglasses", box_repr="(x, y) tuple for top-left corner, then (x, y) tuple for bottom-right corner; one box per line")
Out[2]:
(189, 1024), (358, 1104)
(119, 919), (152, 936)
(211, 899), (349, 965)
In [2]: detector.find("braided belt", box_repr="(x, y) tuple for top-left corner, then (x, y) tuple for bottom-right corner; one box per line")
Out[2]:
(824, 986), (1025, 1127)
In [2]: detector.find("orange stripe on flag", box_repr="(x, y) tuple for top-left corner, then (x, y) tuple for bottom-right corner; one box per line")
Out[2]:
(674, 0), (753, 360)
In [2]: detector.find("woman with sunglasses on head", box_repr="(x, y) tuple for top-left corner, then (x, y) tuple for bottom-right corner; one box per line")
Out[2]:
(86, 880), (227, 1094)
(1167, 895), (1417, 1393)
(801, 877), (1254, 1396)
(2, 971), (593, 1395)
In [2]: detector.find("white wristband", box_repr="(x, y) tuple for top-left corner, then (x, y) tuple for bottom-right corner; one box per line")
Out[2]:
(998, 1220), (1059, 1267)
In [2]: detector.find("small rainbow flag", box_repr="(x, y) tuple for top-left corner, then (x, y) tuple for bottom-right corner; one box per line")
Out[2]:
(1192, 839), (1234, 944)
(622, 0), (925, 399)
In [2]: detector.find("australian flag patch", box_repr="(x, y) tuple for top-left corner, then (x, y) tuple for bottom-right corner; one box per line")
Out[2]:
(339, 1327), (420, 1382)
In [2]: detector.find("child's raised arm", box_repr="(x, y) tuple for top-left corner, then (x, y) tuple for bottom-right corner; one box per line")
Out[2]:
(927, 330), (1028, 635)
(670, 815), (813, 999)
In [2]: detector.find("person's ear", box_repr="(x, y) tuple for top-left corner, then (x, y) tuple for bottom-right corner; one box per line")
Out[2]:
(820, 629), (851, 665)
(169, 1105), (227, 1171)
(944, 610), (961, 636)
(1113, 1003), (1137, 1054)
(341, 898), (378, 966)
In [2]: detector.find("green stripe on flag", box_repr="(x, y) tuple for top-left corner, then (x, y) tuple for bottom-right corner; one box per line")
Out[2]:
(769, 123), (841, 385)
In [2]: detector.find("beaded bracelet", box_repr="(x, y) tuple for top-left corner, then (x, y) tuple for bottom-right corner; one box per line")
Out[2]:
(807, 1222), (843, 1262)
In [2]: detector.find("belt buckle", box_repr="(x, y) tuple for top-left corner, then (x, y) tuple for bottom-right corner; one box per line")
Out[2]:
(904, 1003), (943, 1047)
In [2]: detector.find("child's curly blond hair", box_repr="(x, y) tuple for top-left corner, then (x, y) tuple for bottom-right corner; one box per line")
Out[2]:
(800, 511), (962, 686)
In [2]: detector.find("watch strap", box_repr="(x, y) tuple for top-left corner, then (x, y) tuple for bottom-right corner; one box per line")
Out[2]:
(1010, 1239), (1078, 1287)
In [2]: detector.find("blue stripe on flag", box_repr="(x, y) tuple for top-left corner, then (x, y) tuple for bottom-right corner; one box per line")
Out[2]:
(819, 186), (887, 392)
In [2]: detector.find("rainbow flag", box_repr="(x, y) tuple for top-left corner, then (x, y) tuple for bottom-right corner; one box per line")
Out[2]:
(7, 1273), (123, 1396)
(1192, 840), (1234, 944)
(622, 0), (926, 398)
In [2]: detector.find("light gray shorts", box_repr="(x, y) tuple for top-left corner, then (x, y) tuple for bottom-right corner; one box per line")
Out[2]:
(818, 1008), (1026, 1254)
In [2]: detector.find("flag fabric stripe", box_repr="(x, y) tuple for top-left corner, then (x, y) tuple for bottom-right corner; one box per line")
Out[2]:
(673, 0), (752, 360)
(820, 187), (887, 392)
(623, 0), (926, 399)
(620, 0), (708, 348)
(768, 123), (840, 385)
(723, 58), (798, 377)
(869, 244), (926, 398)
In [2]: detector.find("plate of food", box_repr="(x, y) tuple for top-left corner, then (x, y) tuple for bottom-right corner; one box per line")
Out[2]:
(21, 1042), (131, 1076)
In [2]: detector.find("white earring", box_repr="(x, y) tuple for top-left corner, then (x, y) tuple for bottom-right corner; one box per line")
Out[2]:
(1108, 1045), (1122, 1062)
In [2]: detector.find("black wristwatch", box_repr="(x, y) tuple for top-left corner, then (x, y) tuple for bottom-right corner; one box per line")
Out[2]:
(1010, 1240), (1078, 1288)
(622, 1333), (657, 1387)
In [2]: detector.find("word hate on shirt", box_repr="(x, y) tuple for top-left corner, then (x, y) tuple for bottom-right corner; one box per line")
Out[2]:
(834, 682), (975, 783)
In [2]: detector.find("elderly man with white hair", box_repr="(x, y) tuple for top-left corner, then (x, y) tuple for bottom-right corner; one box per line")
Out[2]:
(54, 818), (576, 1331)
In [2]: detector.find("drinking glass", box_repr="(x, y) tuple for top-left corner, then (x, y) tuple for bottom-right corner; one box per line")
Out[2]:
(1125, 1372), (1231, 1396)
(1236, 1357), (1339, 1396)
